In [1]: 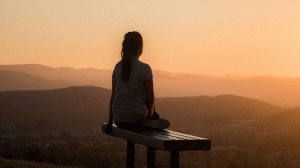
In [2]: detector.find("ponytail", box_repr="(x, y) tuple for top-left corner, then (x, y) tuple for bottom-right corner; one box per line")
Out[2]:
(121, 47), (131, 82)
(121, 31), (143, 82)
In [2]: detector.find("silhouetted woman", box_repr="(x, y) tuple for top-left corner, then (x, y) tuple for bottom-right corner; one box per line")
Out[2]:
(103, 31), (169, 134)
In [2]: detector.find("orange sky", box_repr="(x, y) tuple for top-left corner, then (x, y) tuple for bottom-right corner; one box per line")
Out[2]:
(1, 0), (299, 76)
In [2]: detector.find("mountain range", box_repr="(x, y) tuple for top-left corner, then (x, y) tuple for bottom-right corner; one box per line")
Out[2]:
(0, 64), (299, 107)
(0, 86), (287, 130)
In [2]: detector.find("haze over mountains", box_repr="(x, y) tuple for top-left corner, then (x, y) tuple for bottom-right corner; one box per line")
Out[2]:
(259, 108), (300, 132)
(0, 86), (287, 130)
(1, 65), (300, 145)
(0, 64), (299, 107)
(2, 85), (300, 168)
(0, 70), (74, 91)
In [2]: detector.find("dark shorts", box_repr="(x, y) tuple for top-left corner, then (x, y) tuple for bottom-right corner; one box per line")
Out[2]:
(115, 111), (160, 132)
(115, 119), (146, 132)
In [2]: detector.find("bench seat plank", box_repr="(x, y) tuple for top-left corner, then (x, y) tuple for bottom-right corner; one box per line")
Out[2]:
(142, 131), (189, 151)
(167, 130), (211, 151)
(143, 130), (209, 151)
(153, 131), (204, 151)
(102, 123), (211, 151)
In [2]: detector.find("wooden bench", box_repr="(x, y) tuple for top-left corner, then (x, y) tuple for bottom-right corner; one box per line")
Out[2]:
(102, 123), (211, 168)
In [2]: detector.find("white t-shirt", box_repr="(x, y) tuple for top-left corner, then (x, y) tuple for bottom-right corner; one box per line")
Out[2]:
(112, 58), (153, 122)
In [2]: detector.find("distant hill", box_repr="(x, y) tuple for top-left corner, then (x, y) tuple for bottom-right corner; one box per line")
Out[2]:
(0, 64), (112, 89)
(153, 71), (300, 107)
(1, 64), (300, 107)
(0, 86), (111, 130)
(0, 70), (76, 92)
(0, 86), (285, 130)
(156, 95), (286, 127)
(254, 108), (300, 150)
(259, 108), (300, 131)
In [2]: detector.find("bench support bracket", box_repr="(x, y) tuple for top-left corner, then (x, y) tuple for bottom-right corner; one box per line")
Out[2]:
(170, 150), (179, 168)
(127, 141), (135, 168)
(147, 147), (155, 168)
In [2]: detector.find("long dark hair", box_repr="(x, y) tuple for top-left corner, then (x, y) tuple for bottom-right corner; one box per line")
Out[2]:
(121, 31), (143, 82)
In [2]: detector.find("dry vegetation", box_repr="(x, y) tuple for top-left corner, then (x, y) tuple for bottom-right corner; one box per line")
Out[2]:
(0, 157), (83, 168)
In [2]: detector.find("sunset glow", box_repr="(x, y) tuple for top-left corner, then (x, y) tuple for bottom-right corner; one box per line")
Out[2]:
(1, 0), (299, 76)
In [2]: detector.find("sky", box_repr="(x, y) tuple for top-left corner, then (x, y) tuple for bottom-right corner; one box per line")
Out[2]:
(1, 0), (299, 76)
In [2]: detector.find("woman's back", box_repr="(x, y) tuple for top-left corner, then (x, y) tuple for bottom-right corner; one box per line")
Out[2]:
(112, 58), (152, 122)
(103, 31), (169, 134)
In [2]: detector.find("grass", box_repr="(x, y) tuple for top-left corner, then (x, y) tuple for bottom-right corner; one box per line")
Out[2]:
(0, 157), (83, 168)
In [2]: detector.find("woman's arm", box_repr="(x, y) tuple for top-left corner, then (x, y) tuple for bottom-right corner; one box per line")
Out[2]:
(108, 78), (115, 125)
(104, 78), (115, 135)
(145, 77), (155, 118)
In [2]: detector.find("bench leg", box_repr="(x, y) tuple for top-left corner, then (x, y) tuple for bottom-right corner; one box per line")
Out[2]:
(127, 141), (135, 168)
(170, 151), (179, 168)
(147, 147), (155, 168)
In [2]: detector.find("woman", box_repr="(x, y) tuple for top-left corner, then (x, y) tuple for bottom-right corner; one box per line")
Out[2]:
(103, 31), (169, 134)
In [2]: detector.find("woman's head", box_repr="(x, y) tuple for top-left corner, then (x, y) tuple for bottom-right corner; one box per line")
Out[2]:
(121, 31), (143, 82)
(122, 31), (143, 58)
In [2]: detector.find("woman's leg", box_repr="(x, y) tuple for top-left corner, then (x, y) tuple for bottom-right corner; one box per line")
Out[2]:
(115, 120), (151, 132)
(144, 106), (170, 129)
(151, 111), (160, 120)
(149, 106), (160, 120)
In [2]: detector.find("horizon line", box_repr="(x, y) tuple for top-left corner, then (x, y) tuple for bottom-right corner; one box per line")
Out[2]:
(1, 63), (299, 78)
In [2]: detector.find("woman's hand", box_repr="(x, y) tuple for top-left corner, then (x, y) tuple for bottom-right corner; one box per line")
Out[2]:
(103, 122), (113, 135)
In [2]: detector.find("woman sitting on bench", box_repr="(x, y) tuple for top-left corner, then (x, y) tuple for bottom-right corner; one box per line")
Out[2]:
(103, 31), (170, 134)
